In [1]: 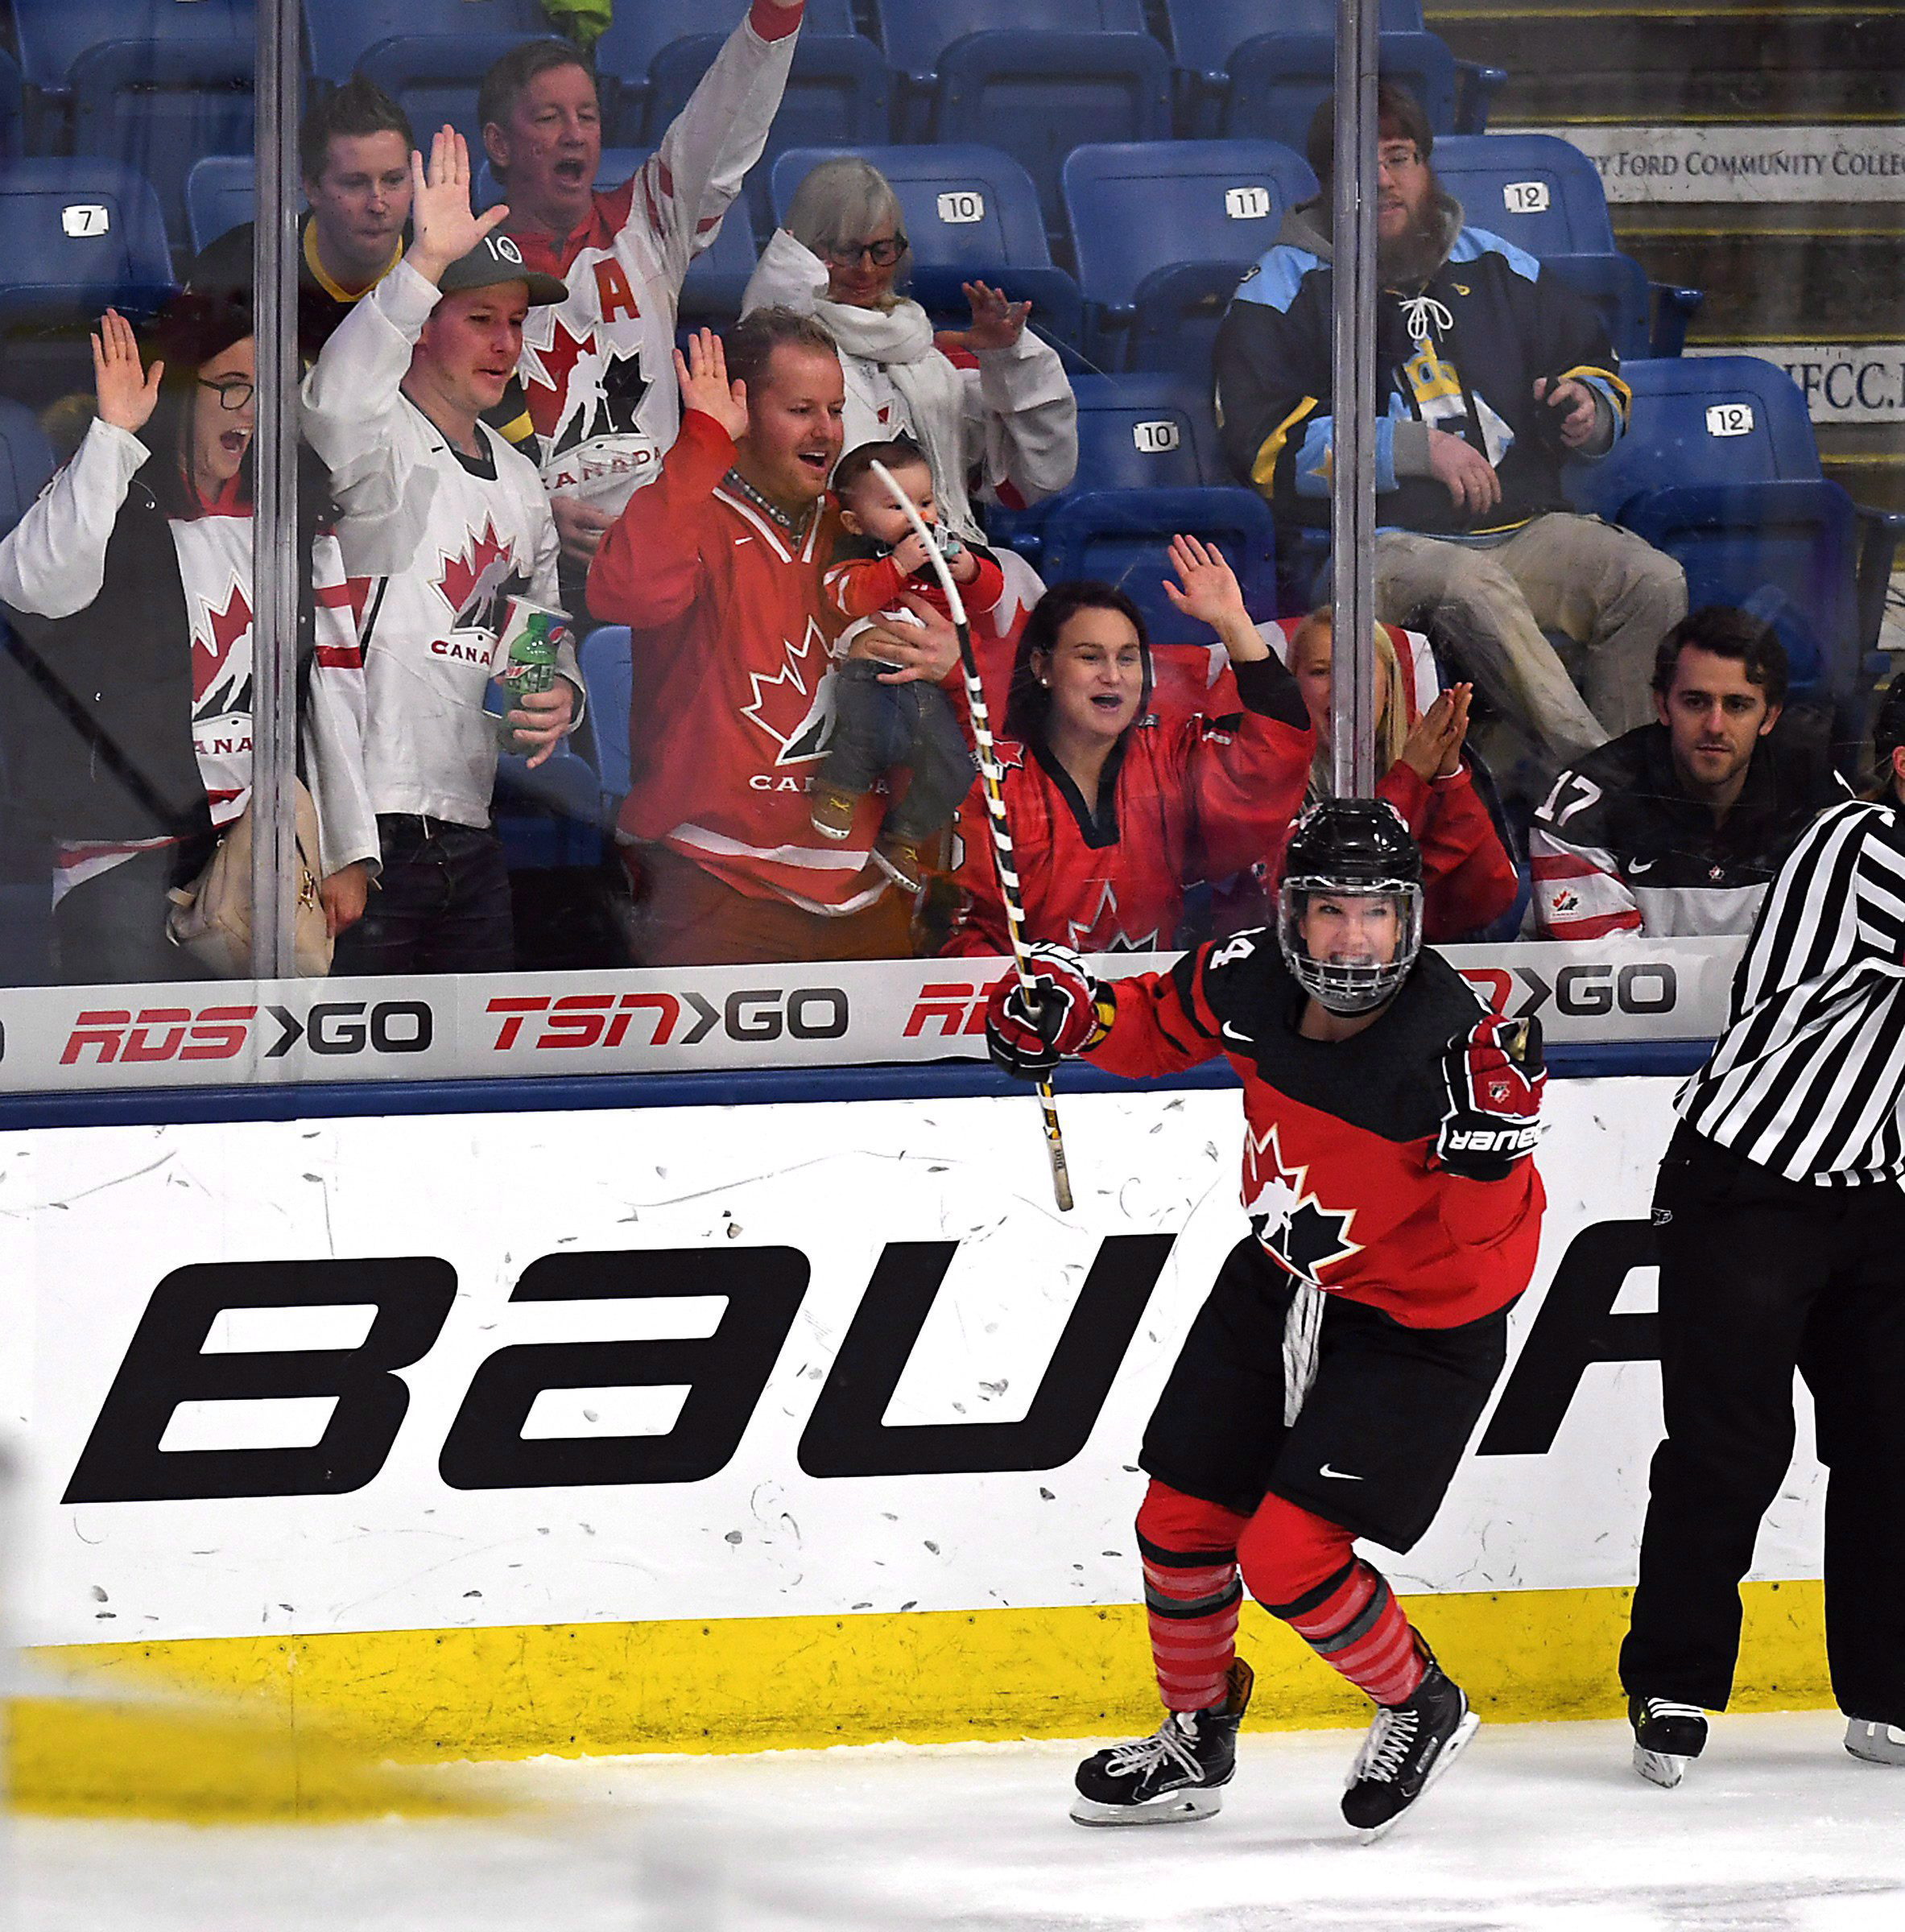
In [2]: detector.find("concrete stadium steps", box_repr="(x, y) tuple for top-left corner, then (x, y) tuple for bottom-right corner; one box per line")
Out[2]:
(1428, 3), (1903, 127)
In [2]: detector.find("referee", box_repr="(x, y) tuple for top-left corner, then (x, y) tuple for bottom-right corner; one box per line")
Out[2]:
(1621, 678), (1905, 1785)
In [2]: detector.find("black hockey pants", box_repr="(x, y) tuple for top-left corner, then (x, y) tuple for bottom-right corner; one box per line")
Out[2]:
(1621, 1123), (1905, 1721)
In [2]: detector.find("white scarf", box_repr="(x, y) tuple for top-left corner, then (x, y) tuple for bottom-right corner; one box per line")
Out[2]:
(742, 230), (977, 535)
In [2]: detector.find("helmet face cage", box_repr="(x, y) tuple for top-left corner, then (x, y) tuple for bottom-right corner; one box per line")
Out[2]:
(1277, 875), (1424, 1014)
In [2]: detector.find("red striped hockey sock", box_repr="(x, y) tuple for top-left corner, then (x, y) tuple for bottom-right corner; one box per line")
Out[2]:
(1272, 1559), (1427, 1707)
(1135, 1482), (1250, 1712)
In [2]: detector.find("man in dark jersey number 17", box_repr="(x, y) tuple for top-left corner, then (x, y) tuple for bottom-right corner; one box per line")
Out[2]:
(985, 799), (1548, 1836)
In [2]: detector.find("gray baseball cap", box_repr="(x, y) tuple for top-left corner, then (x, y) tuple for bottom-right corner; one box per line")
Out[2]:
(436, 230), (568, 305)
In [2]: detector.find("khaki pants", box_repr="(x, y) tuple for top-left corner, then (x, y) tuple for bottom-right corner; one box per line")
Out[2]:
(1375, 514), (1687, 764)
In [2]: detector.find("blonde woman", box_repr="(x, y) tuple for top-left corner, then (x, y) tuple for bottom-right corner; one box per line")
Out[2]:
(1221, 607), (1518, 943)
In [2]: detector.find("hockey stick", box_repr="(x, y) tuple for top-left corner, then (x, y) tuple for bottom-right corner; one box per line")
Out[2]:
(868, 460), (1075, 1213)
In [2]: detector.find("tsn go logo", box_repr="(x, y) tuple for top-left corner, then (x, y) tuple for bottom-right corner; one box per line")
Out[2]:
(66, 1221), (1664, 1505)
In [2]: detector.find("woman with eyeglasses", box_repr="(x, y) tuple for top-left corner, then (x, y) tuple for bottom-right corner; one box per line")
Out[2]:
(0, 294), (378, 984)
(741, 155), (1077, 546)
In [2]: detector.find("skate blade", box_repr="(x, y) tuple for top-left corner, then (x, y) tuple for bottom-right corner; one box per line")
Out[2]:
(1357, 1711), (1481, 1843)
(1843, 1721), (1905, 1767)
(1069, 1788), (1223, 1828)
(1633, 1744), (1688, 1789)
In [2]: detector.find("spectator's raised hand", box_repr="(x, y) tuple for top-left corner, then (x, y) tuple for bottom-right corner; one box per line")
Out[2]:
(91, 308), (163, 436)
(1161, 533), (1269, 663)
(1427, 427), (1502, 517)
(674, 328), (748, 442)
(407, 126), (510, 285)
(1399, 682), (1473, 783)
(1533, 375), (1600, 450)
(955, 281), (1031, 354)
(1162, 533), (1246, 630)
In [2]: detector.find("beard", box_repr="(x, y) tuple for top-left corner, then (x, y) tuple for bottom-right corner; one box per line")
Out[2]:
(1378, 204), (1449, 288)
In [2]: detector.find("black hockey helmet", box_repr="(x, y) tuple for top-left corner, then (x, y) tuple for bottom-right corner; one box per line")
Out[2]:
(1277, 799), (1424, 1015)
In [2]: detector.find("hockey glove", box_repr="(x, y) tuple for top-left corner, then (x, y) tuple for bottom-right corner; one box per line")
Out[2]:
(985, 943), (1110, 1080)
(1436, 1013), (1546, 1181)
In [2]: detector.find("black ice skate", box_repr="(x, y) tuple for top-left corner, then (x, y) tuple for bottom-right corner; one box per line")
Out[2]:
(1070, 1660), (1254, 1827)
(1630, 1695), (1708, 1789)
(1341, 1652), (1478, 1838)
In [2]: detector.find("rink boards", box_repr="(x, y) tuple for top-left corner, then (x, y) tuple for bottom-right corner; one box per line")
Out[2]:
(6, 1076), (1833, 1757)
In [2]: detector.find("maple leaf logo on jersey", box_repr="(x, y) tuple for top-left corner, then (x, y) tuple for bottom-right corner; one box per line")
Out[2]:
(1064, 881), (1160, 953)
(741, 617), (837, 766)
(436, 518), (527, 637)
(1243, 1121), (1363, 1288)
(545, 338), (652, 460)
(519, 316), (592, 441)
(190, 580), (251, 683)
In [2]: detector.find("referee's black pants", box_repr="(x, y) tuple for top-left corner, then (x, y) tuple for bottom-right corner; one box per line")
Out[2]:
(1621, 1123), (1905, 1720)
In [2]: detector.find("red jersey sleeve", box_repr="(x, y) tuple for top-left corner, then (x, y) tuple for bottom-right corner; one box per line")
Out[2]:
(1378, 760), (1519, 942)
(585, 409), (733, 626)
(961, 549), (1006, 620)
(1178, 655), (1313, 881)
(1086, 950), (1229, 1080)
(824, 552), (911, 622)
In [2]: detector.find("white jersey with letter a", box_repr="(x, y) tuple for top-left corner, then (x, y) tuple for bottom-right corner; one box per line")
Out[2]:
(506, 0), (802, 514)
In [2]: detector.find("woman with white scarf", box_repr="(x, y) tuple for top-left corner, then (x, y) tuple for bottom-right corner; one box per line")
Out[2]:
(741, 155), (1078, 547)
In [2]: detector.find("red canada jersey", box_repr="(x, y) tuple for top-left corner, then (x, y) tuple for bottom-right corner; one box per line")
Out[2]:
(942, 657), (1312, 956)
(589, 411), (891, 915)
(1090, 932), (1545, 1327)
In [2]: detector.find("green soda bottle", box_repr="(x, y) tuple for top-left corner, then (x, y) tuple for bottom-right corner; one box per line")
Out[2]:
(498, 606), (562, 747)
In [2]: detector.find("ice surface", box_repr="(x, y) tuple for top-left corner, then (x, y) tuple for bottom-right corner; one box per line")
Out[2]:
(17, 1711), (1904, 1931)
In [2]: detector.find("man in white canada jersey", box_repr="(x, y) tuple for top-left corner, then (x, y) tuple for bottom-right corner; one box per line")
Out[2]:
(302, 128), (585, 976)
(477, 1), (805, 597)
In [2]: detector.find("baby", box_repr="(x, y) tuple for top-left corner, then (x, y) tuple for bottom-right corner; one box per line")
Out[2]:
(812, 439), (1006, 891)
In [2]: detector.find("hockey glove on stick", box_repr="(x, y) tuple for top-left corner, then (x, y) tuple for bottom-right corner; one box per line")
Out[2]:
(1436, 1013), (1546, 1181)
(985, 943), (1110, 1080)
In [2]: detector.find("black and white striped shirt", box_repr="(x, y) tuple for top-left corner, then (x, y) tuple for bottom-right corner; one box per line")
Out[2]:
(1679, 799), (1905, 1185)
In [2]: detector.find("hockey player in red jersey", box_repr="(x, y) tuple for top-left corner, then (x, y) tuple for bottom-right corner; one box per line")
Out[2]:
(986, 800), (1548, 1835)
(943, 542), (1313, 956)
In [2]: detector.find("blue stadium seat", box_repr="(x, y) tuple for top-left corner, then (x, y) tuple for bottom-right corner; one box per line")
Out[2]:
(592, 0), (858, 144)
(494, 742), (606, 869)
(870, 0), (1151, 100)
(987, 373), (1228, 560)
(767, 143), (1083, 354)
(580, 626), (634, 812)
(928, 33), (1172, 237)
(0, 156), (176, 325)
(0, 160), (176, 411)
(13, 1), (256, 242)
(0, 52), (23, 160)
(640, 32), (891, 230)
(1039, 487), (1279, 646)
(1062, 140), (1316, 368)
(772, 142), (1049, 266)
(301, 0), (547, 85)
(1567, 357), (1903, 709)
(1432, 134), (1703, 357)
(1217, 34), (1461, 153)
(1159, 0), (1503, 139)
(353, 34), (539, 158)
(184, 154), (255, 256)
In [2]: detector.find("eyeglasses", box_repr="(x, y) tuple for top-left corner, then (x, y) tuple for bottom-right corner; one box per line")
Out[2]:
(197, 378), (256, 412)
(1376, 145), (1424, 175)
(824, 235), (908, 270)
